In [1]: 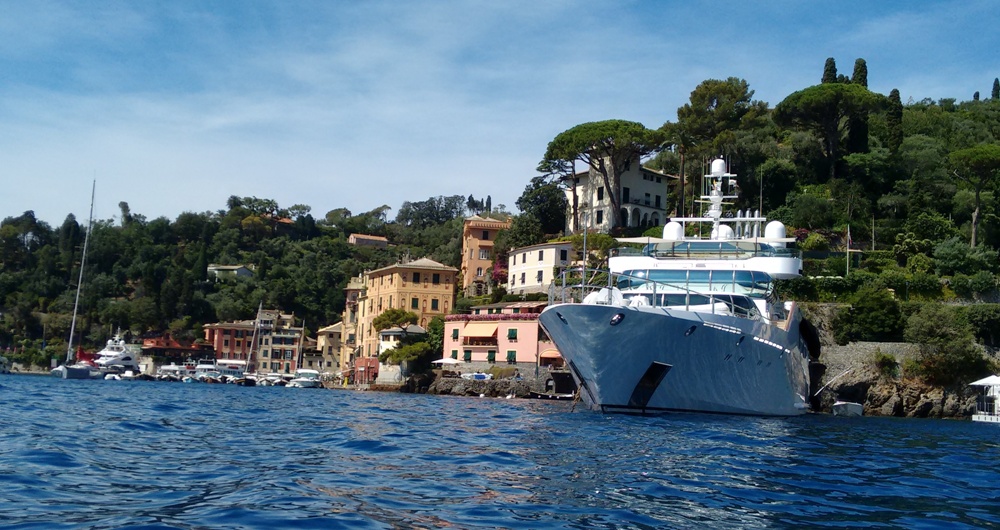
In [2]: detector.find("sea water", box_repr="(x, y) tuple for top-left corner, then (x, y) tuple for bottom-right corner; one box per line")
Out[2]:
(1, 374), (998, 529)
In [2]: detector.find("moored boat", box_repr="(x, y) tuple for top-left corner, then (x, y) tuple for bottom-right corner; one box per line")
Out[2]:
(832, 401), (864, 417)
(538, 159), (816, 416)
(286, 369), (322, 388)
(971, 375), (1000, 423)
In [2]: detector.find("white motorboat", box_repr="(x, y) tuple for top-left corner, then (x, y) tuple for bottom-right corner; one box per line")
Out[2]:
(156, 362), (196, 382)
(287, 369), (322, 388)
(832, 401), (863, 417)
(538, 159), (816, 416)
(970, 375), (1000, 423)
(93, 333), (142, 375)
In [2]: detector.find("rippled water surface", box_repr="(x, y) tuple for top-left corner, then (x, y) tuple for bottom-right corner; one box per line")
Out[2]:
(2, 374), (999, 529)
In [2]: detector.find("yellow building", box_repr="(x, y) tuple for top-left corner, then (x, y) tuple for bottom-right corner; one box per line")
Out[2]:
(460, 215), (511, 296)
(355, 258), (458, 358)
(338, 275), (366, 370)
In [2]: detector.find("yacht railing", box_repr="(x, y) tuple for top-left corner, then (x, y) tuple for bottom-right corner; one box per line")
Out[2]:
(614, 242), (801, 260)
(554, 268), (761, 320)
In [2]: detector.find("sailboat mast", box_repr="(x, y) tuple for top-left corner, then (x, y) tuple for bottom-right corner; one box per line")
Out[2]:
(248, 302), (262, 373)
(66, 180), (95, 363)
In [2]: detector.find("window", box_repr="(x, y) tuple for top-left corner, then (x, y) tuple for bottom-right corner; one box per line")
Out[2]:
(520, 272), (526, 285)
(506, 350), (517, 364)
(537, 270), (543, 283)
(487, 350), (496, 363)
(463, 350), (472, 362)
(476, 267), (483, 277)
(538, 250), (544, 261)
(388, 295), (393, 308)
(411, 297), (419, 309)
(507, 328), (517, 340)
(479, 249), (489, 259)
(560, 249), (568, 261)
(432, 273), (440, 284)
(451, 328), (459, 340)
(597, 186), (604, 201)
(521, 253), (526, 264)
(451, 350), (458, 359)
(623, 187), (630, 202)
(412, 272), (420, 283)
(655, 195), (662, 208)
(223, 339), (229, 347)
(596, 210), (604, 224)
(644, 192), (651, 205)
(482, 230), (489, 240)
(431, 299), (439, 311)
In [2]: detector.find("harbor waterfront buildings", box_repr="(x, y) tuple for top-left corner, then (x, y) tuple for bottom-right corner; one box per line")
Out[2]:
(507, 241), (577, 297)
(442, 301), (562, 368)
(460, 215), (511, 296)
(203, 309), (304, 374)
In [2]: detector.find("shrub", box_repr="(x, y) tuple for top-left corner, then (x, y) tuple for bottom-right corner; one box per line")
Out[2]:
(872, 350), (899, 379)
(966, 304), (1000, 347)
(904, 303), (991, 386)
(800, 232), (830, 251)
(831, 285), (905, 344)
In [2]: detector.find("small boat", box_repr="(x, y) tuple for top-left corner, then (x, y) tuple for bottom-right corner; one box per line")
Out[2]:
(287, 369), (322, 388)
(529, 391), (575, 400)
(832, 401), (863, 417)
(460, 372), (493, 381)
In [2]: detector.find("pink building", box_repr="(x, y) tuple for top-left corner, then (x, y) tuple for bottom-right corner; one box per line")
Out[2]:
(442, 302), (563, 367)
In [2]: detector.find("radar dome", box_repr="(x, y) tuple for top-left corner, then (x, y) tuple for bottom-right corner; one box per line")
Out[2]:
(710, 158), (727, 176)
(663, 221), (684, 241)
(716, 224), (735, 240)
(764, 221), (787, 248)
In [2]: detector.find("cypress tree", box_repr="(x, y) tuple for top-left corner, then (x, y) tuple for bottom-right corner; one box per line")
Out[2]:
(974, 91), (980, 101)
(887, 89), (903, 155)
(851, 58), (868, 87)
(993, 78), (999, 99)
(822, 57), (837, 84)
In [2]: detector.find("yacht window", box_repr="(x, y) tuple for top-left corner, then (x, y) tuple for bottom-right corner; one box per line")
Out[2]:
(648, 270), (686, 285)
(688, 270), (710, 285)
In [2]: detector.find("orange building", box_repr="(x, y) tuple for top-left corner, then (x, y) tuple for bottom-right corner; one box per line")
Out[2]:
(460, 215), (511, 296)
(355, 258), (457, 359)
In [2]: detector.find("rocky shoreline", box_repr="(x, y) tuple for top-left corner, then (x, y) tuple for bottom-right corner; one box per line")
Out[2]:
(806, 303), (987, 419)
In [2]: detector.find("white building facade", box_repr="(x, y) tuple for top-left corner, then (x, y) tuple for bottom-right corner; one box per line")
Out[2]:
(564, 158), (673, 234)
(508, 241), (577, 296)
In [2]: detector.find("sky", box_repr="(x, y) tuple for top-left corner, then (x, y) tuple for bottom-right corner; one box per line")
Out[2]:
(1, 0), (997, 227)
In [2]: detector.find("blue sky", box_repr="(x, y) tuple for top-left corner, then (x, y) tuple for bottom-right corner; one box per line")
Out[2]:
(1, 0), (997, 227)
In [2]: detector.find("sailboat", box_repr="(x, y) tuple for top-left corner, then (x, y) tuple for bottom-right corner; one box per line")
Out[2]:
(51, 181), (100, 380)
(233, 302), (262, 386)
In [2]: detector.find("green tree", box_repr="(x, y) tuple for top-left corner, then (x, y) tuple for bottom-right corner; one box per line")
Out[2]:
(372, 308), (419, 334)
(831, 285), (904, 344)
(516, 177), (568, 236)
(886, 88), (904, 155)
(773, 83), (886, 181)
(904, 303), (989, 386)
(949, 143), (1000, 247)
(540, 120), (664, 229)
(993, 78), (1000, 100)
(822, 57), (837, 84)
